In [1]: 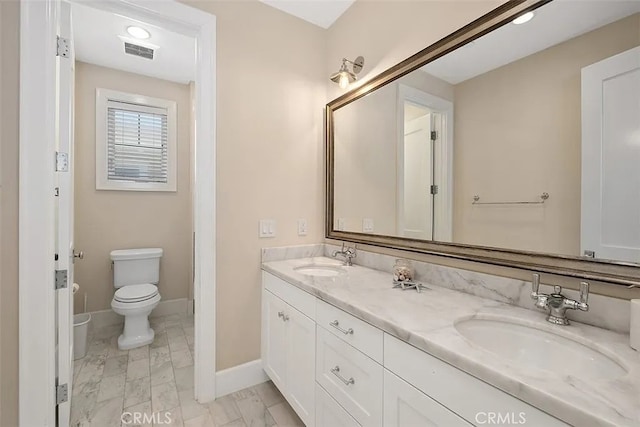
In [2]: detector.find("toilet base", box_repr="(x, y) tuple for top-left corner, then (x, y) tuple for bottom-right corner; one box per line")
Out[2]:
(118, 327), (155, 350)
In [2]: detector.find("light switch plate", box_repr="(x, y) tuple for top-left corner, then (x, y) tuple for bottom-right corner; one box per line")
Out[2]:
(259, 219), (276, 238)
(297, 219), (308, 236)
(362, 218), (374, 233)
(337, 218), (346, 231)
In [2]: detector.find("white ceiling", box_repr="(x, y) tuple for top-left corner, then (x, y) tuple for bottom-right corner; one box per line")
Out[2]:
(422, 0), (640, 85)
(71, 2), (195, 84)
(260, 0), (355, 29)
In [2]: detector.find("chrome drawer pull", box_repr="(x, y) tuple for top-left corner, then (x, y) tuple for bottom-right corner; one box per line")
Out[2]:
(330, 366), (355, 385)
(277, 311), (289, 321)
(329, 320), (353, 335)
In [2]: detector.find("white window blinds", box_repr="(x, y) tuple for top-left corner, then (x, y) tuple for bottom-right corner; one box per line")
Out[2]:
(107, 101), (168, 183)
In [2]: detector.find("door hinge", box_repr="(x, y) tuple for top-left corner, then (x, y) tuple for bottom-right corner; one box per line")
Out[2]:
(430, 130), (438, 141)
(56, 383), (68, 405)
(430, 185), (439, 195)
(56, 36), (70, 58)
(55, 269), (68, 290)
(584, 250), (596, 258)
(55, 152), (69, 172)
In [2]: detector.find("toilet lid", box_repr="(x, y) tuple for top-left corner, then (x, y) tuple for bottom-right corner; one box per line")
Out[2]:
(114, 284), (158, 303)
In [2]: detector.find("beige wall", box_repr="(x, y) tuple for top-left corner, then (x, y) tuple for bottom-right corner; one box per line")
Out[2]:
(74, 62), (193, 313)
(452, 14), (640, 255)
(0, 1), (20, 425)
(182, 0), (327, 370)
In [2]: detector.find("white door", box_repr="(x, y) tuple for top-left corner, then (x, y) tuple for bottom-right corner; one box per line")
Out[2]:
(261, 290), (288, 391)
(402, 114), (433, 239)
(285, 308), (316, 426)
(582, 46), (640, 262)
(383, 370), (471, 427)
(56, 2), (75, 425)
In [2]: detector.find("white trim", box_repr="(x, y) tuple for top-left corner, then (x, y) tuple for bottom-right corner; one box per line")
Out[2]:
(19, 1), (217, 423)
(215, 360), (269, 398)
(87, 297), (189, 329)
(396, 84), (454, 242)
(95, 88), (178, 192)
(19, 0), (59, 425)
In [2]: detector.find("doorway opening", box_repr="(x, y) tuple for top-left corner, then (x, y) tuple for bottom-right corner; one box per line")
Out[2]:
(18, 1), (216, 425)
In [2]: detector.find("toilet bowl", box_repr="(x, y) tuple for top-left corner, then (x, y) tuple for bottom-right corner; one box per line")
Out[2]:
(111, 283), (161, 349)
(110, 248), (163, 350)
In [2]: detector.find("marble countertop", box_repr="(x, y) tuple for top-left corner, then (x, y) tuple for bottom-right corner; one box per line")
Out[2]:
(262, 257), (640, 427)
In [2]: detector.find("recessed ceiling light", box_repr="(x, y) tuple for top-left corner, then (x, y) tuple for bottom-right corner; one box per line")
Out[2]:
(126, 26), (150, 40)
(512, 11), (535, 25)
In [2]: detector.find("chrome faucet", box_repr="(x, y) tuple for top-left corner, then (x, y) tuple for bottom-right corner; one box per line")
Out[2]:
(530, 273), (589, 325)
(332, 242), (356, 266)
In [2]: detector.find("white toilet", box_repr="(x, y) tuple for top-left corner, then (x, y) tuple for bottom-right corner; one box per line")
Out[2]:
(110, 248), (163, 350)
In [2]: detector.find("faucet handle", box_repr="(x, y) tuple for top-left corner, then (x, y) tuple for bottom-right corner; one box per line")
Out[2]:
(579, 281), (589, 304)
(531, 273), (540, 298)
(553, 285), (562, 295)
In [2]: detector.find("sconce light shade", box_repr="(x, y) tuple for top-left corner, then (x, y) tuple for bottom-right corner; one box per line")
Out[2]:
(330, 56), (365, 89)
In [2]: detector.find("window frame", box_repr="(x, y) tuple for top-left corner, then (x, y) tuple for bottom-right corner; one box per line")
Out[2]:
(96, 88), (178, 192)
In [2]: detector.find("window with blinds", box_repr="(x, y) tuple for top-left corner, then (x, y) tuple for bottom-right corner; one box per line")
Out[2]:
(107, 101), (168, 183)
(96, 88), (177, 192)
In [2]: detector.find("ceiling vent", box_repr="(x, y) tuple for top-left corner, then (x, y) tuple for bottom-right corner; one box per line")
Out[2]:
(124, 42), (154, 60)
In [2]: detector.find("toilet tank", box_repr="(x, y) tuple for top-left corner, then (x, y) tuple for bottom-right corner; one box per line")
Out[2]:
(111, 248), (163, 288)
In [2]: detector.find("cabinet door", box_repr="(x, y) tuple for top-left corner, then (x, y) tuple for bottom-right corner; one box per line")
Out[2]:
(286, 307), (316, 426)
(316, 384), (360, 427)
(262, 289), (288, 390)
(384, 370), (471, 427)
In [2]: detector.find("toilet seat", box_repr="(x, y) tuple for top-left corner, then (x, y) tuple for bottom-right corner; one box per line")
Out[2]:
(114, 283), (158, 303)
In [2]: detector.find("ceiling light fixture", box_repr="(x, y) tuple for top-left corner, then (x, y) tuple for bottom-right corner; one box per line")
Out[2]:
(330, 56), (365, 89)
(126, 26), (151, 40)
(512, 11), (535, 25)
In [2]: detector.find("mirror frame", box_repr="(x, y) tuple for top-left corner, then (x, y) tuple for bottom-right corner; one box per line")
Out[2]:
(325, 0), (640, 287)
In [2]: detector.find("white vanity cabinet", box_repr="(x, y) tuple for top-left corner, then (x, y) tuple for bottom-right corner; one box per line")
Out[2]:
(261, 273), (316, 426)
(261, 271), (569, 427)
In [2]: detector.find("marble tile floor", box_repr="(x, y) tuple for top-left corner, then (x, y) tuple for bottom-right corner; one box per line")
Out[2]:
(71, 313), (303, 427)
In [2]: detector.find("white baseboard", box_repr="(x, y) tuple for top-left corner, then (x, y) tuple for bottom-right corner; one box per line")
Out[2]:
(88, 297), (189, 329)
(215, 359), (269, 398)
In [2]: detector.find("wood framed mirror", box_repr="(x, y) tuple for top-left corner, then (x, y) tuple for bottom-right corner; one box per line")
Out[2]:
(325, 0), (640, 287)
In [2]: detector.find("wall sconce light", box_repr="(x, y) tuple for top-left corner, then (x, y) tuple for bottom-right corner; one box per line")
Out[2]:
(330, 56), (365, 89)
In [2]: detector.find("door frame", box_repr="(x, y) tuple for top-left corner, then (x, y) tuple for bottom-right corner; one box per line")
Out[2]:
(396, 84), (454, 242)
(18, 0), (217, 424)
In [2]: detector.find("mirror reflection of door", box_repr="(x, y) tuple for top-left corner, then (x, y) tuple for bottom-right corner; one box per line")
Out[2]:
(582, 46), (640, 263)
(402, 105), (433, 239)
(397, 85), (453, 242)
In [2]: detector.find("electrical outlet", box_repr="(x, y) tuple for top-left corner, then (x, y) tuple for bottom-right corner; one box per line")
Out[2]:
(297, 219), (308, 236)
(259, 219), (276, 238)
(337, 218), (346, 231)
(362, 218), (374, 233)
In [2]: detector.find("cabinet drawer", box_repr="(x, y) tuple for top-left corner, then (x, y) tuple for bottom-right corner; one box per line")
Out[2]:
(263, 271), (316, 320)
(316, 384), (360, 427)
(384, 334), (569, 427)
(317, 300), (383, 363)
(316, 327), (383, 427)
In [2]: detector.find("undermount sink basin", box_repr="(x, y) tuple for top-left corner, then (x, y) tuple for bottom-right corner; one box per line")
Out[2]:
(454, 317), (627, 381)
(294, 264), (346, 277)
